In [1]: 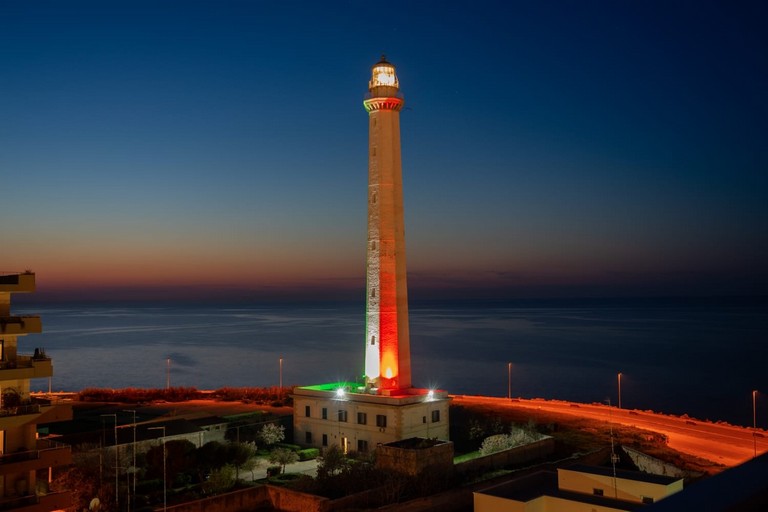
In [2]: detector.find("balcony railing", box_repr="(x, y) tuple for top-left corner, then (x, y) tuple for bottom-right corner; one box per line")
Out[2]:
(0, 316), (42, 335)
(0, 491), (70, 512)
(0, 438), (70, 466)
(0, 354), (50, 370)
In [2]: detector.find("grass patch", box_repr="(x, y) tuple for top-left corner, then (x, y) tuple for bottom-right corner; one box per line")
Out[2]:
(453, 450), (481, 463)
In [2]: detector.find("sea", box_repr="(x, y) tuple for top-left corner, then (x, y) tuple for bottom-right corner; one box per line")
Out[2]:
(16, 297), (767, 428)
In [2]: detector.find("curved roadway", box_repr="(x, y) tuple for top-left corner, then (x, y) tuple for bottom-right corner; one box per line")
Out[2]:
(452, 395), (767, 467)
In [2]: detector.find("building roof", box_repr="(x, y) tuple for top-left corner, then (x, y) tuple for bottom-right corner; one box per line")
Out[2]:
(477, 471), (644, 510)
(564, 464), (682, 486)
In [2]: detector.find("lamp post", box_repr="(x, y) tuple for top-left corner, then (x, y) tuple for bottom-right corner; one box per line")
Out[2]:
(753, 390), (758, 458)
(166, 358), (171, 389)
(100, 414), (118, 509)
(122, 409), (137, 505)
(148, 426), (167, 512)
(279, 357), (283, 398)
(507, 362), (512, 400)
(617, 372), (622, 409)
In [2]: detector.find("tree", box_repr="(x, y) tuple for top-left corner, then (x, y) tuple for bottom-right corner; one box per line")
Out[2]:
(227, 441), (257, 481)
(268, 447), (298, 474)
(259, 423), (285, 446)
(50, 444), (115, 512)
(202, 464), (235, 495)
(195, 441), (228, 482)
(146, 439), (196, 487)
(316, 444), (349, 478)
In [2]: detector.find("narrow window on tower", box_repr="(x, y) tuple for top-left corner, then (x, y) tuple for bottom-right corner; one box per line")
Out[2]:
(322, 408), (328, 420)
(371, 147), (376, 156)
(372, 192), (377, 204)
(305, 431), (312, 444)
(371, 289), (376, 298)
(305, 405), (311, 417)
(371, 335), (376, 345)
(431, 410), (440, 423)
(322, 434), (328, 446)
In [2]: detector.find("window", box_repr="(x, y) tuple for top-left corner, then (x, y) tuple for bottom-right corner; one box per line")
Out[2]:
(376, 414), (387, 428)
(371, 288), (376, 298)
(371, 335), (376, 345)
(422, 416), (427, 424)
(305, 405), (311, 417)
(338, 410), (348, 422)
(322, 434), (328, 447)
(322, 408), (328, 420)
(431, 410), (440, 423)
(358, 439), (369, 452)
(357, 412), (367, 425)
(642, 497), (654, 504)
(593, 488), (604, 496)
(305, 431), (312, 444)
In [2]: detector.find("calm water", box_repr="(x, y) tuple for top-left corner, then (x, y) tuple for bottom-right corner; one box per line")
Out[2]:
(16, 297), (767, 427)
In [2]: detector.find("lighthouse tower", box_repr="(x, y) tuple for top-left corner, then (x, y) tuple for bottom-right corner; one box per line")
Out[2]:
(292, 58), (449, 452)
(363, 56), (411, 391)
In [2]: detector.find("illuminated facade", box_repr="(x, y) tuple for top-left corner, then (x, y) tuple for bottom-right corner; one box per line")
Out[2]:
(474, 465), (683, 511)
(363, 56), (410, 391)
(0, 272), (72, 510)
(293, 57), (449, 451)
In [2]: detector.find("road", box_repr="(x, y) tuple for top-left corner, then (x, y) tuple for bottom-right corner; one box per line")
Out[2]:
(452, 395), (767, 467)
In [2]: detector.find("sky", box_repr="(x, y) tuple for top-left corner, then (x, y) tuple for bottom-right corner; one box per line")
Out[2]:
(2, 0), (767, 301)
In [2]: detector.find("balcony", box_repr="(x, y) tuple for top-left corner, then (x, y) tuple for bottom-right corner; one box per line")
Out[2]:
(0, 273), (35, 293)
(0, 491), (71, 512)
(0, 317), (42, 336)
(0, 439), (71, 476)
(0, 398), (72, 429)
(0, 356), (52, 381)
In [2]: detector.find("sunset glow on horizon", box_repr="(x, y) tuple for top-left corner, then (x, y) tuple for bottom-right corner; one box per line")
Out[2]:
(3, 1), (766, 302)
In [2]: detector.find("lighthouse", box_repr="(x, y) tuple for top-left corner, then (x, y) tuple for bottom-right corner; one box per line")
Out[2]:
(363, 56), (411, 391)
(292, 57), (449, 451)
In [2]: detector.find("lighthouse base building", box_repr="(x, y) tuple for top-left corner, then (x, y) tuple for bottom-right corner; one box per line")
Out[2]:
(293, 57), (449, 452)
(293, 384), (449, 453)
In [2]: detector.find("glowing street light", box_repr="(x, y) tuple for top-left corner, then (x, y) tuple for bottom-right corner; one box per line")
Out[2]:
(617, 372), (623, 409)
(148, 426), (167, 512)
(753, 390), (758, 458)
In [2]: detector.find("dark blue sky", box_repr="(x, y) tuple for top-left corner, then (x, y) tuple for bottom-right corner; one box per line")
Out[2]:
(2, 1), (766, 300)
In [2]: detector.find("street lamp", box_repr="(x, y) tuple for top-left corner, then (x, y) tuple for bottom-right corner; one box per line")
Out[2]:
(122, 410), (137, 504)
(507, 362), (512, 400)
(617, 372), (623, 409)
(279, 357), (283, 398)
(753, 390), (758, 458)
(100, 414), (118, 509)
(148, 426), (167, 512)
(166, 358), (171, 389)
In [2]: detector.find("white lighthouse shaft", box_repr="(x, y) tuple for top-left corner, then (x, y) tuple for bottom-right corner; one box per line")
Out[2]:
(363, 58), (411, 391)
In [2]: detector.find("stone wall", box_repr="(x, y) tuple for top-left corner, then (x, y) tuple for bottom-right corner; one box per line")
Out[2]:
(161, 486), (269, 512)
(622, 445), (689, 478)
(455, 436), (555, 475)
(377, 439), (455, 476)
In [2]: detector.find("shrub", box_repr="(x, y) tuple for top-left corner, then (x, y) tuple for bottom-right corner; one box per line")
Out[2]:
(275, 442), (301, 452)
(298, 448), (320, 461)
(266, 466), (281, 477)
